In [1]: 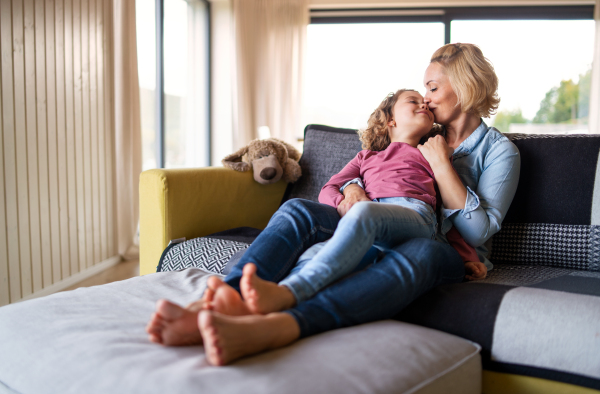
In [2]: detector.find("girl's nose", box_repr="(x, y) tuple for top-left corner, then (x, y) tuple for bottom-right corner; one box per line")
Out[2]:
(420, 103), (429, 110)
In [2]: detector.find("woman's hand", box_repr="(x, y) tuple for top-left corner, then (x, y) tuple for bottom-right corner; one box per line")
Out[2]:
(338, 184), (370, 217)
(418, 134), (467, 210)
(464, 261), (487, 281)
(417, 135), (454, 170)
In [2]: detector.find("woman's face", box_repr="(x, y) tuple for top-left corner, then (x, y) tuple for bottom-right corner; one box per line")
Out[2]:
(389, 91), (434, 138)
(423, 62), (461, 125)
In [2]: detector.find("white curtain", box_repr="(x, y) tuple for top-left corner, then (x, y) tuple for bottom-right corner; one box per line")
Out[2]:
(232, 0), (308, 148)
(590, 0), (600, 134)
(114, 0), (142, 260)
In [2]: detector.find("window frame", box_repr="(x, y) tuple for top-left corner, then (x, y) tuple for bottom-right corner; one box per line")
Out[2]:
(310, 5), (594, 44)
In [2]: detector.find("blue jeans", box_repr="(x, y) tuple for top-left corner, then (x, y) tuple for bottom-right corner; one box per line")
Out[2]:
(224, 198), (465, 338)
(279, 198), (437, 303)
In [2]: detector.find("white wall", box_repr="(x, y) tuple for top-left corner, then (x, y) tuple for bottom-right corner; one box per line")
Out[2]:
(0, 0), (119, 306)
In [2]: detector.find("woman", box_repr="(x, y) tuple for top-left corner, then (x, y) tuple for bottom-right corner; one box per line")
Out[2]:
(146, 43), (520, 366)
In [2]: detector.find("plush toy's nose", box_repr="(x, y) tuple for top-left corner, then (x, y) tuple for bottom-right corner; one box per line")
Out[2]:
(260, 167), (277, 180)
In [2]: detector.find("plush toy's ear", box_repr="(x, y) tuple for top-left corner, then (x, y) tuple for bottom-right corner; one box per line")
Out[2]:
(222, 146), (252, 172)
(271, 138), (302, 162)
(282, 158), (302, 183)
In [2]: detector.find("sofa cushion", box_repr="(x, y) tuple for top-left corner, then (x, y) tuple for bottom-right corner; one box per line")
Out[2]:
(397, 266), (600, 390)
(0, 269), (482, 394)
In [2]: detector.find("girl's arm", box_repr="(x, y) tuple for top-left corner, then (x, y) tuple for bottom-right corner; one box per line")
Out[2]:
(318, 153), (364, 209)
(419, 135), (520, 247)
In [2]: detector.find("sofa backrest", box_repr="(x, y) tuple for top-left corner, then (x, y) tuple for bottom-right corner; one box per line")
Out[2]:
(491, 133), (600, 271)
(283, 125), (362, 202)
(283, 124), (600, 271)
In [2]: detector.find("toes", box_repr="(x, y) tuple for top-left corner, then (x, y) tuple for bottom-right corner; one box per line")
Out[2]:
(146, 313), (164, 334)
(156, 299), (187, 321)
(242, 263), (257, 279)
(203, 288), (215, 304)
(148, 333), (163, 344)
(207, 276), (224, 292)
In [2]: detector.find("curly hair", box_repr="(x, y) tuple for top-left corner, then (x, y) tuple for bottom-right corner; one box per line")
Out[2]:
(358, 89), (409, 151)
(358, 89), (443, 151)
(430, 43), (500, 118)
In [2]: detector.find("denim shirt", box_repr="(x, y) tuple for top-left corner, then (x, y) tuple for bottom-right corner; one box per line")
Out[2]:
(437, 120), (520, 270)
(342, 120), (520, 270)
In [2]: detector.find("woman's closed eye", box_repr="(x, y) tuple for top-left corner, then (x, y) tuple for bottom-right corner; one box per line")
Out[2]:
(429, 88), (438, 92)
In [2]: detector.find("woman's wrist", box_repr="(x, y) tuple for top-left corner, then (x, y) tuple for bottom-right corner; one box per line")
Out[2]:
(429, 156), (454, 175)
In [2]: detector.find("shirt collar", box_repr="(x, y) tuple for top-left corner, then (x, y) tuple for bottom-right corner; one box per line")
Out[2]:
(446, 120), (489, 159)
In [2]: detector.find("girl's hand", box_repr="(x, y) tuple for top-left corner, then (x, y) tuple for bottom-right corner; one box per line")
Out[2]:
(417, 135), (454, 170)
(464, 261), (487, 281)
(338, 184), (370, 217)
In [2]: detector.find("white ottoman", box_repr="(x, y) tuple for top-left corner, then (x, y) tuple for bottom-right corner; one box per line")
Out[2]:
(0, 269), (481, 394)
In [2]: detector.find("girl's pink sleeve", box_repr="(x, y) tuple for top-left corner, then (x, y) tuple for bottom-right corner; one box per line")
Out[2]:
(318, 152), (363, 208)
(446, 227), (479, 262)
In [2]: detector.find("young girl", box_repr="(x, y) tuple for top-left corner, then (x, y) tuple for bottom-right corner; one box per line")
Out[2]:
(242, 89), (485, 314)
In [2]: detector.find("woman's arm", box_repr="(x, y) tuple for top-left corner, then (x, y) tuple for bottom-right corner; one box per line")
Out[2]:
(419, 135), (521, 247)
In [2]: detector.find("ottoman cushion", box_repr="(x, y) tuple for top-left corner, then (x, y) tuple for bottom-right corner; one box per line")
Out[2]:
(0, 269), (481, 394)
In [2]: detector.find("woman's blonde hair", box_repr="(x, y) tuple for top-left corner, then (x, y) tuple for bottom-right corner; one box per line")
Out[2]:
(430, 43), (500, 118)
(359, 89), (442, 151)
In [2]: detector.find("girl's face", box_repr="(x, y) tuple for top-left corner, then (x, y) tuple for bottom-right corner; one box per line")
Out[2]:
(423, 62), (461, 125)
(388, 91), (434, 139)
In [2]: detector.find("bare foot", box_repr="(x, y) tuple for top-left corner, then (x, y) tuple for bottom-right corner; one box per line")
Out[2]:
(240, 263), (296, 314)
(198, 310), (300, 366)
(146, 299), (203, 346)
(208, 276), (253, 316)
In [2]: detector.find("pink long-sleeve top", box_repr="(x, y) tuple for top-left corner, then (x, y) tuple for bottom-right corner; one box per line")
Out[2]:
(318, 142), (479, 263)
(319, 142), (437, 208)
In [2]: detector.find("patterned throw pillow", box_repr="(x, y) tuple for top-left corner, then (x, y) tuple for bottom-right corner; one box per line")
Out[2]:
(157, 237), (249, 274)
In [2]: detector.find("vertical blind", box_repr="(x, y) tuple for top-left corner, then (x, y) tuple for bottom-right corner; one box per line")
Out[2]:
(0, 0), (117, 306)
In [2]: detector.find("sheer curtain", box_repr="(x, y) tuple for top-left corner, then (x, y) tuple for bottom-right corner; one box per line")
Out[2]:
(114, 0), (142, 260)
(232, 0), (308, 148)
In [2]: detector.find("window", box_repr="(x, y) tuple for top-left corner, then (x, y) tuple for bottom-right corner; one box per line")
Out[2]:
(305, 6), (596, 134)
(304, 23), (444, 130)
(451, 20), (595, 134)
(136, 0), (210, 171)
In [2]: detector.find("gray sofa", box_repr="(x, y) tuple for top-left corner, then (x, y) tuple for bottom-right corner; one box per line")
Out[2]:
(0, 124), (599, 394)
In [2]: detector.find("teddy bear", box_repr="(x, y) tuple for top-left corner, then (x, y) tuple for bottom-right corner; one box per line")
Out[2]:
(222, 138), (302, 184)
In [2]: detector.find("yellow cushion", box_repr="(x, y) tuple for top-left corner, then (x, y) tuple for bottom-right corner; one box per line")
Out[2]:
(483, 371), (600, 394)
(139, 167), (287, 275)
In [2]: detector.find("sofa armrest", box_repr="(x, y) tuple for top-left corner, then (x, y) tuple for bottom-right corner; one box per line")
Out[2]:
(139, 167), (287, 275)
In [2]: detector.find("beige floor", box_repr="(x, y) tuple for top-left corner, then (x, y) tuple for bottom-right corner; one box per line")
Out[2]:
(61, 260), (140, 292)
